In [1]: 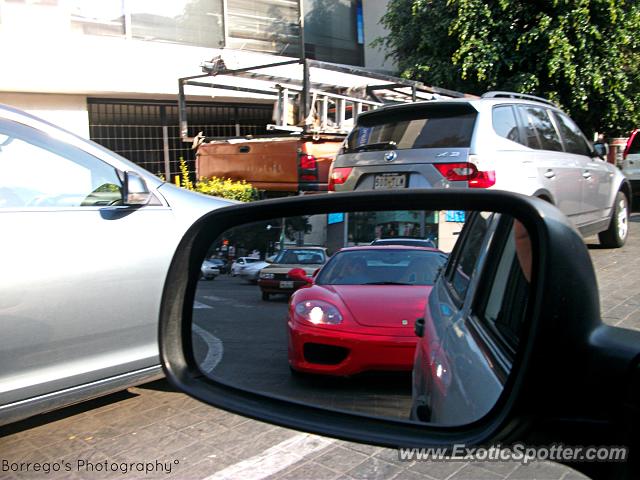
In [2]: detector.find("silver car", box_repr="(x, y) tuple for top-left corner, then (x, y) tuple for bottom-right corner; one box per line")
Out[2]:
(411, 211), (526, 424)
(0, 104), (231, 425)
(330, 92), (631, 248)
(238, 260), (269, 283)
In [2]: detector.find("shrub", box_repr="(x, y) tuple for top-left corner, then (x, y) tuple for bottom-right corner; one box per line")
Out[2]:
(177, 157), (258, 202)
(195, 176), (259, 203)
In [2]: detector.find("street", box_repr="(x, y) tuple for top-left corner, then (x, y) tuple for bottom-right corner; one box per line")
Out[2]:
(192, 277), (413, 421)
(2, 215), (640, 479)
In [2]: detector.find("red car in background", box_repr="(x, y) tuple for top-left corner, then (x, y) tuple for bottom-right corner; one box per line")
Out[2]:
(287, 246), (447, 376)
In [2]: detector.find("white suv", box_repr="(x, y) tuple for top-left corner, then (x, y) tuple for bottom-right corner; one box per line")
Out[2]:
(330, 92), (631, 248)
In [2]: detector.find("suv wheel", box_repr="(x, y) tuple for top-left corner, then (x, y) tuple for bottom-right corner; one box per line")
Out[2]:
(598, 191), (629, 248)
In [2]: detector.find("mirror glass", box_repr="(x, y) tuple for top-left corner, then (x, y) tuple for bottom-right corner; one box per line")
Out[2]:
(191, 209), (532, 426)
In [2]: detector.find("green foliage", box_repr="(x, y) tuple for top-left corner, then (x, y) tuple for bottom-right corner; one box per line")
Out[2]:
(177, 157), (258, 202)
(379, 0), (640, 136)
(195, 176), (259, 202)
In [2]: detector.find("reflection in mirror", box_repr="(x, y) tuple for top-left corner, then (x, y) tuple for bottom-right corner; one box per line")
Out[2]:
(191, 209), (531, 426)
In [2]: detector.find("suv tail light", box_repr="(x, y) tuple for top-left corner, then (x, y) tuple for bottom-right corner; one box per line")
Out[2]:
(328, 167), (353, 191)
(299, 154), (318, 182)
(434, 162), (496, 189)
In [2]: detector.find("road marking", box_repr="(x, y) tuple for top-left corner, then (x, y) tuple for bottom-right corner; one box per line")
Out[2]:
(203, 295), (226, 302)
(194, 301), (213, 309)
(203, 295), (257, 309)
(192, 324), (223, 372)
(202, 433), (334, 480)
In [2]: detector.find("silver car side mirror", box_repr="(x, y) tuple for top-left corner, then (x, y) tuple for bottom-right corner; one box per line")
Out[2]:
(124, 171), (152, 206)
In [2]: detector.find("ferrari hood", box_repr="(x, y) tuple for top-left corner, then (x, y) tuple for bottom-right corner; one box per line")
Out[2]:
(327, 285), (431, 331)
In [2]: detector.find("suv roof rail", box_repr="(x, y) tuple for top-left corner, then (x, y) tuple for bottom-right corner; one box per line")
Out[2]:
(481, 91), (558, 107)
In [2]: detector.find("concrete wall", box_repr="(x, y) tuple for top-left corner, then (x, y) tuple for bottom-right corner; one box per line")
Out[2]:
(0, 93), (90, 138)
(362, 0), (395, 73)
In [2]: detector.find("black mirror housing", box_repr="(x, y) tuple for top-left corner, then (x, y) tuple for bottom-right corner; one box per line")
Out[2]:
(157, 190), (639, 476)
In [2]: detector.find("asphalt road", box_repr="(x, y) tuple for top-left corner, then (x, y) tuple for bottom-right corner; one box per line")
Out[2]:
(192, 276), (413, 420)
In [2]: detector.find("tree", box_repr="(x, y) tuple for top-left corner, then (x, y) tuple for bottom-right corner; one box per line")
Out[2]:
(378, 0), (640, 137)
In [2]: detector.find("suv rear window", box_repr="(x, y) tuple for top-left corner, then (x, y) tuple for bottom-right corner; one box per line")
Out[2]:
(344, 105), (477, 152)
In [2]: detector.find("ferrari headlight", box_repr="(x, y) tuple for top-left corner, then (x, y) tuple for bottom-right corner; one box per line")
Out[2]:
(295, 300), (342, 325)
(260, 271), (274, 279)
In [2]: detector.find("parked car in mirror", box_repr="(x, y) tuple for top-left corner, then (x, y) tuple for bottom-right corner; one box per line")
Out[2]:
(258, 247), (328, 300)
(200, 259), (221, 280)
(230, 256), (263, 276)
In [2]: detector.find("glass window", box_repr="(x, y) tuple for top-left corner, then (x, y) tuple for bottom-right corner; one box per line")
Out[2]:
(553, 112), (591, 156)
(519, 106), (563, 152)
(68, 0), (125, 36)
(317, 249), (446, 286)
(477, 219), (529, 351)
(346, 107), (477, 152)
(0, 119), (123, 208)
(130, 0), (224, 48)
(304, 0), (361, 65)
(273, 248), (326, 265)
(492, 106), (523, 145)
(226, 0), (300, 56)
(450, 212), (492, 302)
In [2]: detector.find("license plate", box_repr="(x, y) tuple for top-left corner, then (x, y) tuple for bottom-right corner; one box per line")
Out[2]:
(280, 281), (294, 289)
(373, 173), (408, 190)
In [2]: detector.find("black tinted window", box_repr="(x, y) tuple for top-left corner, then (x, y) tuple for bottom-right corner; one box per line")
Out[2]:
(519, 106), (563, 151)
(317, 249), (446, 286)
(346, 107), (477, 151)
(478, 220), (528, 351)
(492, 106), (523, 145)
(553, 112), (591, 156)
(450, 212), (492, 301)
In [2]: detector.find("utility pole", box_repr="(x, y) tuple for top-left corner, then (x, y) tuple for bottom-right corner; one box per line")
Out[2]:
(298, 0), (310, 124)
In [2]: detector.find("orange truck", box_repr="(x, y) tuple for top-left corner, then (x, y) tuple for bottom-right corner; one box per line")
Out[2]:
(179, 56), (464, 196)
(195, 135), (343, 193)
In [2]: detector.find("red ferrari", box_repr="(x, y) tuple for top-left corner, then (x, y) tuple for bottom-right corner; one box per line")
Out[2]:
(287, 246), (447, 376)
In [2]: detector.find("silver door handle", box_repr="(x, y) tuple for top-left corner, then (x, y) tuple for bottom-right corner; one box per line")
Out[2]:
(582, 171), (592, 179)
(544, 170), (555, 179)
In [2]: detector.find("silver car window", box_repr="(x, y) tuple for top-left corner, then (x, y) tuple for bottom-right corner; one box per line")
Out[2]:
(553, 112), (591, 156)
(519, 106), (563, 152)
(450, 212), (493, 302)
(492, 105), (524, 146)
(0, 119), (123, 208)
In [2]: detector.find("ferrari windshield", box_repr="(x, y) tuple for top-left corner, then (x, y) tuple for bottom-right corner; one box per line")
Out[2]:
(316, 249), (447, 286)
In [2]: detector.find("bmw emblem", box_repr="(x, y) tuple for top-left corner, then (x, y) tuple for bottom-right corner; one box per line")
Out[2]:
(384, 151), (397, 162)
(402, 319), (408, 326)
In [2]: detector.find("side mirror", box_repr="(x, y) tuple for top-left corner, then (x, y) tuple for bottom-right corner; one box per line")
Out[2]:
(158, 191), (638, 478)
(593, 142), (609, 159)
(123, 171), (152, 206)
(287, 267), (313, 284)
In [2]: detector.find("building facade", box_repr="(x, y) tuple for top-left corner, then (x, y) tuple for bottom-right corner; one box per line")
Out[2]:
(0, 0), (393, 178)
